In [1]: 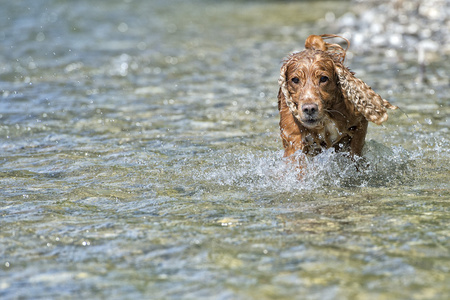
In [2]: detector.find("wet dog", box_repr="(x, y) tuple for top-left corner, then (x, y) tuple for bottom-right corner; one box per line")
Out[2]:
(278, 34), (397, 160)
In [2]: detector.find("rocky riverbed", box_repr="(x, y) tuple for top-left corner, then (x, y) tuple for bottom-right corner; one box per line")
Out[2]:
(333, 0), (449, 60)
(321, 0), (449, 86)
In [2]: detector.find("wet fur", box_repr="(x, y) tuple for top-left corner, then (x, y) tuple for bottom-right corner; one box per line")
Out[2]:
(278, 34), (398, 159)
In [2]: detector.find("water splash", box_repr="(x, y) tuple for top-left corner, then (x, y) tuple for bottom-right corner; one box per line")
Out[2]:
(193, 140), (413, 193)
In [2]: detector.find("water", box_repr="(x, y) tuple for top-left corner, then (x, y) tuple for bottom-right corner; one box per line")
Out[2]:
(1, 0), (449, 299)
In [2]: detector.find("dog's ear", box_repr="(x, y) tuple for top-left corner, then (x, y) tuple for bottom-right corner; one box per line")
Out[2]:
(278, 60), (291, 104)
(278, 59), (302, 120)
(336, 65), (398, 125)
(277, 88), (284, 111)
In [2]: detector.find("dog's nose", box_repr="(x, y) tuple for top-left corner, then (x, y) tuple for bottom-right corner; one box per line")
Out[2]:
(302, 103), (318, 116)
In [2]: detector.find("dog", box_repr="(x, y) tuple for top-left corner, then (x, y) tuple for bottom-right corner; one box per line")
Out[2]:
(278, 34), (398, 160)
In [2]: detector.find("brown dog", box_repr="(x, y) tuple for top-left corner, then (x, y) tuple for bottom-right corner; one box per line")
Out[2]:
(278, 34), (397, 159)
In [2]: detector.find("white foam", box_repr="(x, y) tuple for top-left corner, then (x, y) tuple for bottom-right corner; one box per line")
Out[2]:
(193, 140), (413, 193)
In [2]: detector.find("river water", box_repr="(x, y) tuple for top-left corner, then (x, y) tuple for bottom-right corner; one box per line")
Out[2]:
(1, 0), (449, 299)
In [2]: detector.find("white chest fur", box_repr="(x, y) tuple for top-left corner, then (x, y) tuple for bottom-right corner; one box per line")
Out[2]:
(324, 120), (342, 145)
(302, 119), (346, 152)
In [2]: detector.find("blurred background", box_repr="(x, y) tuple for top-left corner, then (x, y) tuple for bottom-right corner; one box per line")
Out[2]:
(1, 1), (449, 299)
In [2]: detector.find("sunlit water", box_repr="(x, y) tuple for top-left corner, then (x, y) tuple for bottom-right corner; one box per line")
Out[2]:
(1, 0), (449, 299)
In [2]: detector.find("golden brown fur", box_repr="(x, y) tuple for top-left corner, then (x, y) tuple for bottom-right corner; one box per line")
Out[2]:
(278, 34), (397, 158)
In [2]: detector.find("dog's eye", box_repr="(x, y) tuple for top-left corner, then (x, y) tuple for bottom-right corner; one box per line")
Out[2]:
(291, 77), (300, 84)
(319, 76), (329, 83)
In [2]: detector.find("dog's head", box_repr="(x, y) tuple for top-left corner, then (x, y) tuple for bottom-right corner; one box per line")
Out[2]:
(278, 35), (397, 127)
(278, 49), (339, 129)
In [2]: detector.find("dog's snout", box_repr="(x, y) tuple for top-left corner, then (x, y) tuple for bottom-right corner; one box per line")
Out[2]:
(302, 103), (318, 116)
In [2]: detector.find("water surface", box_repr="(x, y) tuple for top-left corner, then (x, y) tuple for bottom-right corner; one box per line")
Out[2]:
(1, 1), (449, 299)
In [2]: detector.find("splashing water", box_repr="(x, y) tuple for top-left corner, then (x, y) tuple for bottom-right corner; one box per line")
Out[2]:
(193, 140), (413, 193)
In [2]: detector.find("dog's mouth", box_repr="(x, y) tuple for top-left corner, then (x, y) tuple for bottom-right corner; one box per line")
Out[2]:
(300, 116), (322, 128)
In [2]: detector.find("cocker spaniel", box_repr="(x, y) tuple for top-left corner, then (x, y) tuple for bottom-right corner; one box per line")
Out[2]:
(278, 34), (397, 159)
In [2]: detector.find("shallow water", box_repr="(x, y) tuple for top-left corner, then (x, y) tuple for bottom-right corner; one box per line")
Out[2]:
(1, 0), (449, 299)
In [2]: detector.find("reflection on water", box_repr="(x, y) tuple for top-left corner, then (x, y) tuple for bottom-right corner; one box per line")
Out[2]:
(1, 0), (449, 299)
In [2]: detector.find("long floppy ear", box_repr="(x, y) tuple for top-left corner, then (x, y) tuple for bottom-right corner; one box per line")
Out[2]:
(278, 61), (289, 104)
(336, 65), (398, 125)
(278, 60), (301, 120)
